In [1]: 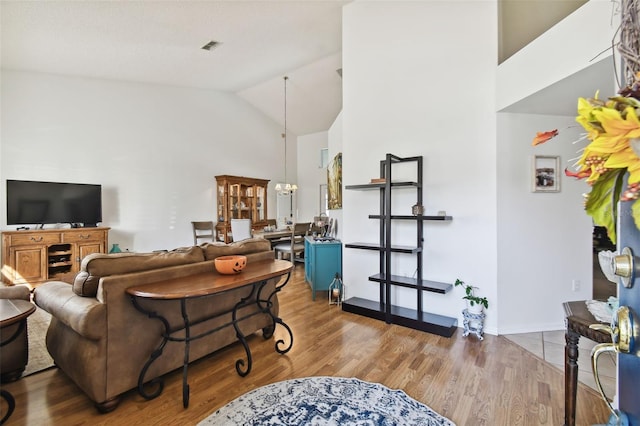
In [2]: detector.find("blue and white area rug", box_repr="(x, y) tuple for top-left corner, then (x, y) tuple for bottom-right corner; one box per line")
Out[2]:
(199, 376), (455, 425)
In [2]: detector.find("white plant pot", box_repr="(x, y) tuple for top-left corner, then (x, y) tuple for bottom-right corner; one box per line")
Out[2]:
(467, 301), (484, 315)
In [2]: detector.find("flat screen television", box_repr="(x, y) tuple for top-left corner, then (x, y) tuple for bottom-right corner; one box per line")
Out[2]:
(6, 180), (102, 227)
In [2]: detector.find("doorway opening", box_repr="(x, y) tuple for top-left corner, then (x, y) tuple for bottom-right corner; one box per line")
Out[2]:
(592, 225), (616, 300)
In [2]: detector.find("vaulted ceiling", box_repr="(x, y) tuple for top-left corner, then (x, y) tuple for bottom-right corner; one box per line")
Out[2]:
(1, 1), (611, 136)
(1, 1), (349, 136)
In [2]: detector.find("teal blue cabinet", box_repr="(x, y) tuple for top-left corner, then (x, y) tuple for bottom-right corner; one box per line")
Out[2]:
(304, 236), (342, 301)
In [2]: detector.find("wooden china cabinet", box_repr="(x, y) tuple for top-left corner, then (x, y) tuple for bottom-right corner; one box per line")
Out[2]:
(215, 175), (269, 243)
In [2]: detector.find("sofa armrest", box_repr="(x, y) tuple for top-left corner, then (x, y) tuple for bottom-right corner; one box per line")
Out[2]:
(0, 285), (31, 301)
(33, 282), (106, 341)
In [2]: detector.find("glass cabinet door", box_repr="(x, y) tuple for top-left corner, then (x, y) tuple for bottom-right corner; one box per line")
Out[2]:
(230, 184), (240, 219)
(256, 186), (265, 222)
(217, 184), (226, 222)
(242, 184), (251, 220)
(246, 185), (254, 221)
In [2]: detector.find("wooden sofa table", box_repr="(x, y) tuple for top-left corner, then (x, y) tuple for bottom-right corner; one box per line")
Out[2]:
(563, 300), (612, 426)
(126, 259), (294, 408)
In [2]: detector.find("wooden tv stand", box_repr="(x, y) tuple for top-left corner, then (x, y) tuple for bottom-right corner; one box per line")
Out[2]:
(1, 227), (109, 287)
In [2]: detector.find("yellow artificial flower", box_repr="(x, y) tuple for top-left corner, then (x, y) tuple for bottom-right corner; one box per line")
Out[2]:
(605, 145), (640, 183)
(593, 106), (640, 139)
(576, 97), (604, 140)
(536, 88), (640, 239)
(576, 149), (608, 183)
(583, 133), (627, 154)
(574, 103), (640, 183)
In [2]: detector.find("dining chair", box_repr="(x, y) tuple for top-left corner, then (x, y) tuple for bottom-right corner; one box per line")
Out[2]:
(273, 222), (311, 264)
(191, 221), (216, 245)
(230, 219), (252, 242)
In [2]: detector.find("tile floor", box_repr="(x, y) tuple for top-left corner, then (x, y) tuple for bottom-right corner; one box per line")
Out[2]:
(504, 330), (616, 400)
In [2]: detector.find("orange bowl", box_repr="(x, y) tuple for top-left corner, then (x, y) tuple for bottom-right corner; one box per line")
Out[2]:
(214, 255), (247, 274)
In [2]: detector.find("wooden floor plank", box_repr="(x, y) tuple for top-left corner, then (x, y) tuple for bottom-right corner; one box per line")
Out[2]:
(1, 266), (609, 425)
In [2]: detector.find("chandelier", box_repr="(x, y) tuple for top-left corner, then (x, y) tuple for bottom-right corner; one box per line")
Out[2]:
(275, 76), (297, 195)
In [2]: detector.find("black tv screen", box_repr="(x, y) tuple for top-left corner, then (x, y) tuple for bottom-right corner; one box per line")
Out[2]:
(6, 180), (102, 226)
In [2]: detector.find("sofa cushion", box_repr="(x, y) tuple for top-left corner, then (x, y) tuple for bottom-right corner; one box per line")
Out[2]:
(72, 246), (205, 297)
(201, 238), (271, 261)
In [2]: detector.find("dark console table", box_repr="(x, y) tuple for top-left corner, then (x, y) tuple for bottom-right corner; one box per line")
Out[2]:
(126, 259), (293, 408)
(563, 300), (612, 426)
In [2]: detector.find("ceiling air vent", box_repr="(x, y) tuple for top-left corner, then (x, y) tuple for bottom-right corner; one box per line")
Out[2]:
(201, 40), (221, 51)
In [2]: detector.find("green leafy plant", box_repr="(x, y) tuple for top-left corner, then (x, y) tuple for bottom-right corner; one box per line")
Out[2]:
(454, 279), (488, 310)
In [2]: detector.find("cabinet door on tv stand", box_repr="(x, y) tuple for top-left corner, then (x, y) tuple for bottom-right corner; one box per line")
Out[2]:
(8, 246), (47, 285)
(75, 241), (104, 267)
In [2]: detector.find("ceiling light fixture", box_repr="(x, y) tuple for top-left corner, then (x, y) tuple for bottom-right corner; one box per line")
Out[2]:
(275, 76), (297, 196)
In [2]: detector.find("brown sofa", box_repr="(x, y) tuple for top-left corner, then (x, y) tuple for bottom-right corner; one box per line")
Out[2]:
(33, 238), (278, 412)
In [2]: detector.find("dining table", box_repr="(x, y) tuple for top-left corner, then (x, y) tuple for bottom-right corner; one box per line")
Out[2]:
(254, 227), (306, 247)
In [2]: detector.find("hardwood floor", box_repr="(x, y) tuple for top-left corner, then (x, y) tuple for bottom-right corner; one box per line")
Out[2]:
(1, 267), (609, 425)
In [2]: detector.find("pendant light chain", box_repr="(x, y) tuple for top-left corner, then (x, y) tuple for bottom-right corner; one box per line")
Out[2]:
(284, 76), (288, 185)
(275, 76), (296, 195)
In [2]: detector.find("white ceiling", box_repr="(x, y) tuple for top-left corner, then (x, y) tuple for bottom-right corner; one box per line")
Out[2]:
(0, 0), (350, 136)
(1, 1), (616, 135)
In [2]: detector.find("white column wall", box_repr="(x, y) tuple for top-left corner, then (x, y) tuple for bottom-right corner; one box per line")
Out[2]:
(342, 1), (499, 334)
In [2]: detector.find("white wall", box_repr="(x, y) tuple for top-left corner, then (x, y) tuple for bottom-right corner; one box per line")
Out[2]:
(342, 1), (499, 334)
(1, 71), (285, 252)
(497, 113), (593, 333)
(296, 131), (328, 222)
(495, 0), (618, 332)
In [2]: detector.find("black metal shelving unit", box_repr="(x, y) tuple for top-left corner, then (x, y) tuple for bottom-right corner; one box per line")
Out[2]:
(342, 153), (457, 337)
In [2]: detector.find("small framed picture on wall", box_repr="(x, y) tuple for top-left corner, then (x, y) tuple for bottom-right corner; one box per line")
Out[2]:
(532, 155), (560, 192)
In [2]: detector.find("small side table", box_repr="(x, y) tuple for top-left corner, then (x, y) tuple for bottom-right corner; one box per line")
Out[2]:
(563, 301), (612, 426)
(462, 308), (485, 340)
(0, 298), (36, 425)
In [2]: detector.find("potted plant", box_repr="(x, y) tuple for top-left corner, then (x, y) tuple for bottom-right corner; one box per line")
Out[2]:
(454, 279), (488, 314)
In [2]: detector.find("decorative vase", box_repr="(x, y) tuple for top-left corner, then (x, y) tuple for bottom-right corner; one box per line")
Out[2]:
(109, 243), (122, 254)
(411, 204), (425, 216)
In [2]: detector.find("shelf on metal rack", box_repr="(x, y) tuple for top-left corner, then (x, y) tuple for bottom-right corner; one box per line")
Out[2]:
(345, 181), (418, 190)
(341, 297), (458, 337)
(368, 273), (452, 294)
(368, 215), (452, 221)
(344, 242), (421, 254)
